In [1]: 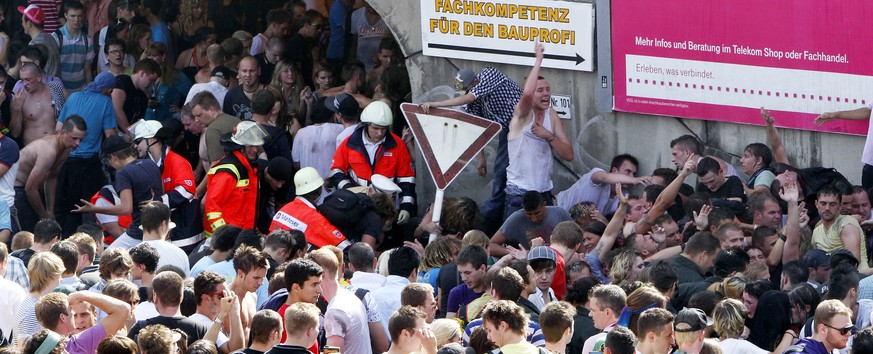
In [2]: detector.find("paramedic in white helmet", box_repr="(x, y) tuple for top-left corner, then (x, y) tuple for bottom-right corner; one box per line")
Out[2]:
(328, 101), (417, 224)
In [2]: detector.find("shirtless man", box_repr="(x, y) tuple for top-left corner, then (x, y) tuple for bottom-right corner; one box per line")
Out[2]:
(228, 245), (269, 339)
(502, 42), (574, 218)
(11, 63), (56, 146)
(13, 116), (86, 231)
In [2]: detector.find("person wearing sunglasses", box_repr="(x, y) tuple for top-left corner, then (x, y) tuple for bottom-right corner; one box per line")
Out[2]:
(786, 299), (854, 354)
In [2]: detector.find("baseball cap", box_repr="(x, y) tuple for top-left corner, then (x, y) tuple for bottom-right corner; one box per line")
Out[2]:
(324, 93), (360, 119)
(101, 135), (131, 157)
(527, 246), (557, 263)
(18, 5), (45, 25)
(803, 249), (830, 269)
(210, 66), (233, 82)
(455, 68), (475, 90)
(674, 308), (713, 332)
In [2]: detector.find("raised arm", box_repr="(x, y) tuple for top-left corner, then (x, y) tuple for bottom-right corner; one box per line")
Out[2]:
(779, 178), (801, 263)
(636, 155), (695, 235)
(761, 108), (790, 165)
(515, 42), (544, 120)
(68, 291), (131, 336)
(598, 183), (628, 262)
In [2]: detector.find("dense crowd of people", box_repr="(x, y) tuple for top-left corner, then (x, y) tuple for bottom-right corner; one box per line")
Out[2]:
(1, 1), (873, 354)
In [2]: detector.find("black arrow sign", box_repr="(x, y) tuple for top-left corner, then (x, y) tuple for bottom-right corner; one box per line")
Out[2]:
(428, 43), (585, 65)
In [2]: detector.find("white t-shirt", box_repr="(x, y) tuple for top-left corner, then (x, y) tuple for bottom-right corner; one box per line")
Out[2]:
(188, 313), (228, 347)
(324, 288), (372, 354)
(143, 240), (191, 277)
(863, 103), (873, 166)
(185, 81), (228, 109)
(0, 277), (25, 344)
(717, 338), (768, 354)
(292, 123), (344, 179)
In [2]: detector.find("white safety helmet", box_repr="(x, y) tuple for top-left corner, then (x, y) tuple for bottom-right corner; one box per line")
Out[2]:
(360, 101), (393, 127)
(294, 167), (324, 196)
(231, 121), (268, 146)
(133, 120), (163, 140)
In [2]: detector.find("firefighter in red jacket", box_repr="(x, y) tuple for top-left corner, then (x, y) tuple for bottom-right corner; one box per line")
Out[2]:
(270, 167), (350, 249)
(328, 101), (416, 224)
(203, 121), (267, 235)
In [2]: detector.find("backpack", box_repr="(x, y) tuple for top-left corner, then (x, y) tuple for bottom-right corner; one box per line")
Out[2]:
(318, 189), (373, 229)
(53, 28), (90, 56)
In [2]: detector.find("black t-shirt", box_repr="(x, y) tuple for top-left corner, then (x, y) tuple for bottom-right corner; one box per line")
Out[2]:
(338, 211), (382, 244)
(255, 53), (276, 85)
(234, 349), (265, 354)
(115, 159), (163, 239)
(284, 34), (313, 88)
(265, 345), (310, 354)
(256, 159), (294, 234)
(114, 75), (148, 125)
(697, 175), (746, 202)
(437, 262), (459, 315)
(128, 316), (208, 346)
(222, 86), (252, 120)
(10, 248), (35, 267)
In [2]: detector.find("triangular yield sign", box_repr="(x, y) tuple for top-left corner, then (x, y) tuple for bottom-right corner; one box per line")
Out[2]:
(401, 103), (502, 189)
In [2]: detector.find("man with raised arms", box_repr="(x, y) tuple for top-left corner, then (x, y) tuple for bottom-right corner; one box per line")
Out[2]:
(10, 63), (57, 146)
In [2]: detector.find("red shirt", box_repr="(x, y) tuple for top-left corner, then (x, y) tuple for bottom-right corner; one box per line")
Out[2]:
(550, 246), (567, 300)
(278, 303), (319, 353)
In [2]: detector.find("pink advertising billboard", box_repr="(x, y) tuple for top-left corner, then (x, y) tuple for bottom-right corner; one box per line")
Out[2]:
(611, 0), (873, 135)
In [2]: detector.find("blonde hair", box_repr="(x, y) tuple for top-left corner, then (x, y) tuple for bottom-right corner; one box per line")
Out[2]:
(28, 252), (65, 292)
(707, 276), (747, 300)
(284, 302), (320, 335)
(421, 236), (458, 271)
(609, 250), (640, 285)
(462, 230), (489, 249)
(713, 298), (747, 338)
(137, 324), (174, 354)
(739, 261), (770, 281)
(307, 247), (339, 279)
(376, 248), (395, 276)
(178, 0), (208, 37)
(270, 60), (303, 113)
(675, 326), (703, 346)
(430, 318), (462, 348)
(232, 30), (252, 43)
(11, 231), (34, 251)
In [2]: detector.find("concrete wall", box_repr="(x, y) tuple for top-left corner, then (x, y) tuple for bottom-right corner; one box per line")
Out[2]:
(370, 0), (867, 211)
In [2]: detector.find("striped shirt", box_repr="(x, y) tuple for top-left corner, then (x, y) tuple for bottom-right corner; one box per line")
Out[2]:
(13, 296), (41, 347)
(54, 25), (94, 91)
(29, 0), (63, 33)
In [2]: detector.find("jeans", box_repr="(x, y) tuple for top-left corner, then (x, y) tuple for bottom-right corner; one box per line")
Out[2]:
(503, 188), (555, 220)
(480, 129), (509, 226)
